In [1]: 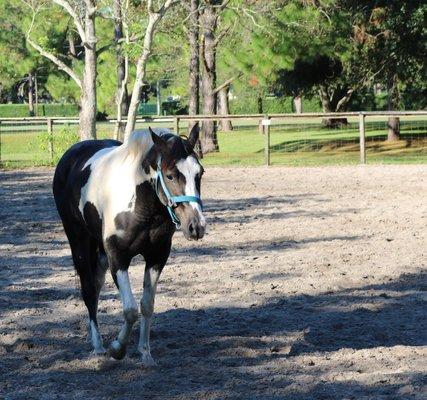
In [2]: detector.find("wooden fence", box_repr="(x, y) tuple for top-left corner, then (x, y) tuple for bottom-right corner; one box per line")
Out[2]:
(1, 111), (426, 165)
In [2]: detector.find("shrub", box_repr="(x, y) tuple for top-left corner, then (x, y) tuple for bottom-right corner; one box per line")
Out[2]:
(229, 96), (322, 114)
(0, 103), (79, 118)
(38, 126), (79, 164)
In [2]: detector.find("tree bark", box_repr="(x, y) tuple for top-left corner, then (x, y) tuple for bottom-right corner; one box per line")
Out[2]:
(200, 2), (219, 153)
(319, 85), (351, 128)
(34, 73), (38, 116)
(124, 18), (157, 140)
(79, 3), (97, 140)
(28, 73), (34, 117)
(188, 0), (200, 134)
(113, 0), (128, 141)
(293, 95), (302, 114)
(387, 117), (400, 141)
(257, 95), (263, 133)
(217, 86), (232, 131)
(68, 35), (77, 57)
(387, 77), (400, 141)
(124, 0), (176, 141)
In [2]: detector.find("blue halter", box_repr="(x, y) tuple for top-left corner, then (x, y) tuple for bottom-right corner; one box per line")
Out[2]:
(155, 158), (203, 227)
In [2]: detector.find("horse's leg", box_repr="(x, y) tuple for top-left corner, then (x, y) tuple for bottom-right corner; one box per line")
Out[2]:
(65, 224), (107, 355)
(138, 243), (170, 366)
(109, 263), (138, 360)
(138, 266), (162, 366)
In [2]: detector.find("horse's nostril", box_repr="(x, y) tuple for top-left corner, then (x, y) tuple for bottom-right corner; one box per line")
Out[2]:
(188, 223), (195, 234)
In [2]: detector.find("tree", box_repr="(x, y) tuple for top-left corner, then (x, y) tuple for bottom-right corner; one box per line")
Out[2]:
(113, 0), (129, 140)
(124, 0), (178, 140)
(199, 0), (220, 152)
(0, 1), (49, 110)
(187, 0), (200, 133)
(23, 0), (100, 140)
(356, 1), (426, 140)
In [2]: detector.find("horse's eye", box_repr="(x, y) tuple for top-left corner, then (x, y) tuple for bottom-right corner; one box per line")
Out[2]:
(166, 174), (174, 181)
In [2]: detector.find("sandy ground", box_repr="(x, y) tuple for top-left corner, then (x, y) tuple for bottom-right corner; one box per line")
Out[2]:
(0, 165), (426, 400)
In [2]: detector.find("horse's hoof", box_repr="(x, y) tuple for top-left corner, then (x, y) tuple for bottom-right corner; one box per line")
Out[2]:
(92, 346), (107, 356)
(139, 351), (157, 367)
(109, 340), (126, 360)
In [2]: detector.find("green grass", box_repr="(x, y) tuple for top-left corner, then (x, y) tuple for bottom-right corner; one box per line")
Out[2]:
(202, 121), (427, 166)
(1, 119), (426, 169)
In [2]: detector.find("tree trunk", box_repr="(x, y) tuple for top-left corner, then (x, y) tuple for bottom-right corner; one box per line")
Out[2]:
(319, 85), (349, 128)
(68, 35), (77, 57)
(200, 3), (219, 153)
(79, 6), (97, 141)
(293, 95), (302, 114)
(124, 9), (163, 141)
(34, 73), (38, 116)
(387, 117), (400, 141)
(188, 0), (200, 134)
(113, 0), (128, 141)
(257, 95), (263, 133)
(28, 73), (34, 117)
(217, 86), (232, 131)
(387, 77), (400, 141)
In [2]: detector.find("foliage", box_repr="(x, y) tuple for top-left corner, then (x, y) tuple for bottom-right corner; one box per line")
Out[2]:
(1, 0), (425, 118)
(229, 95), (322, 114)
(38, 125), (79, 164)
(0, 103), (78, 117)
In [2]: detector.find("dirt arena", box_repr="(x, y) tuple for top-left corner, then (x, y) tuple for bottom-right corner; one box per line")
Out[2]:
(0, 165), (426, 399)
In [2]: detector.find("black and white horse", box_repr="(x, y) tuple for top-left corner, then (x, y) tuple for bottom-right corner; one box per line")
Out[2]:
(53, 125), (205, 366)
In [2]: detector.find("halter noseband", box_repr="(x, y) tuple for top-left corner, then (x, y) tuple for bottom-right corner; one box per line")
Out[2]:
(155, 158), (203, 227)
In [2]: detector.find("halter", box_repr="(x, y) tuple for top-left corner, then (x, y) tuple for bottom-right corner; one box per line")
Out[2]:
(155, 158), (203, 227)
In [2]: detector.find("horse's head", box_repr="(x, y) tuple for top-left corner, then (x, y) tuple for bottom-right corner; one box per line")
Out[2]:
(149, 124), (206, 240)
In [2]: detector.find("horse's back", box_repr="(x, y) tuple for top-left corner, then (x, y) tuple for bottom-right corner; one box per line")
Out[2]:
(53, 139), (121, 215)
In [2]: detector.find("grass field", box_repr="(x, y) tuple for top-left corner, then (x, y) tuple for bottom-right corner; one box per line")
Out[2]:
(1, 117), (426, 168)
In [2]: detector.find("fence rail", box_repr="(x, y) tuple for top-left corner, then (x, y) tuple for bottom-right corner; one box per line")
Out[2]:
(1, 111), (426, 167)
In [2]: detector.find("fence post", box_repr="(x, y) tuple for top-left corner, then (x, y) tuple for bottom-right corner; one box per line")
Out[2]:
(47, 118), (53, 161)
(359, 113), (366, 164)
(174, 117), (180, 134)
(262, 115), (271, 166)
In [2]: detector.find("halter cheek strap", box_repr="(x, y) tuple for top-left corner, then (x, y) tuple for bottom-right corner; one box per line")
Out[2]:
(155, 158), (203, 227)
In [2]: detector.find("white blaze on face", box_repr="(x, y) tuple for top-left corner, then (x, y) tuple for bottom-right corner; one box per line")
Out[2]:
(176, 156), (206, 226)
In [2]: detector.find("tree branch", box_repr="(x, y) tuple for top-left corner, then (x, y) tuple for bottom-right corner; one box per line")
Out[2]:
(24, 6), (83, 88)
(336, 89), (354, 111)
(213, 74), (242, 95)
(52, 0), (86, 42)
(27, 37), (83, 89)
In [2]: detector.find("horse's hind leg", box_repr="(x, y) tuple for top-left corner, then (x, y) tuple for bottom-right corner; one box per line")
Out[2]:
(65, 225), (107, 355)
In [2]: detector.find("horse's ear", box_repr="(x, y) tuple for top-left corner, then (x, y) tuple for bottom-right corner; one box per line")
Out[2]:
(149, 127), (167, 154)
(187, 123), (199, 152)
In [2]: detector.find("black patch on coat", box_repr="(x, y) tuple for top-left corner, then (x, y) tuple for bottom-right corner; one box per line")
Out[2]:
(83, 201), (103, 241)
(112, 181), (174, 252)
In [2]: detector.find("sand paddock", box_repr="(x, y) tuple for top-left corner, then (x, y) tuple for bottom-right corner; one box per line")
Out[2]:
(0, 165), (426, 399)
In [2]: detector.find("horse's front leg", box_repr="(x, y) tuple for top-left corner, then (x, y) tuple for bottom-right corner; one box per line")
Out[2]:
(109, 267), (138, 360)
(138, 246), (170, 367)
(138, 266), (162, 366)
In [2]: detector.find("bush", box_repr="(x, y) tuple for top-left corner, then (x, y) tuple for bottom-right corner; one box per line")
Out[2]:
(0, 103), (79, 118)
(38, 126), (79, 164)
(229, 95), (322, 114)
(162, 100), (188, 115)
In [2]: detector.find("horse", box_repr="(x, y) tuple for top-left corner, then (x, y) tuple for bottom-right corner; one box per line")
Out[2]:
(52, 124), (206, 366)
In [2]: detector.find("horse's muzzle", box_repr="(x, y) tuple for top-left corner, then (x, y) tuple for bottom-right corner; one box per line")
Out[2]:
(184, 217), (205, 240)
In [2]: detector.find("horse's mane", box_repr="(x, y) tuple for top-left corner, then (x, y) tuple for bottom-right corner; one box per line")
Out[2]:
(125, 128), (185, 162)
(123, 128), (165, 160)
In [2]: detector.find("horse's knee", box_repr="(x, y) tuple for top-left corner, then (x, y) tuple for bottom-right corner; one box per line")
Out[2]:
(124, 307), (138, 324)
(140, 298), (153, 317)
